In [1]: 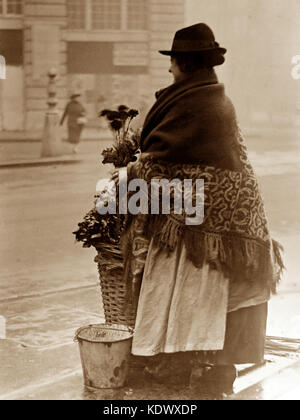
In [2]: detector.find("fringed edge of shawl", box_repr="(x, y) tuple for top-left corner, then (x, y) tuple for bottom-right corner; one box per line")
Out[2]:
(144, 215), (285, 293)
(270, 239), (285, 293)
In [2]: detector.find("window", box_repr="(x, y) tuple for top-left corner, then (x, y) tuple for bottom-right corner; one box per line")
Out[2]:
(127, 0), (147, 30)
(67, 0), (86, 30)
(92, 0), (121, 30)
(7, 0), (22, 14)
(0, 0), (23, 15)
(67, 0), (148, 31)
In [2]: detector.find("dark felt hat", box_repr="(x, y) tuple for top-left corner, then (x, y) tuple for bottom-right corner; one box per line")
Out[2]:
(159, 23), (226, 56)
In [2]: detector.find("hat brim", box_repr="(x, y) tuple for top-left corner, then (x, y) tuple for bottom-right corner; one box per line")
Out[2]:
(159, 47), (227, 56)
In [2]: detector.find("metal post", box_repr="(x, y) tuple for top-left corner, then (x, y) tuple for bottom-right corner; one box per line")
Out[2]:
(41, 68), (62, 157)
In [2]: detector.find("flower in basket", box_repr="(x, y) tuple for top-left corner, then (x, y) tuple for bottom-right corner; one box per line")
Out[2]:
(73, 105), (142, 327)
(73, 104), (141, 249)
(99, 105), (140, 168)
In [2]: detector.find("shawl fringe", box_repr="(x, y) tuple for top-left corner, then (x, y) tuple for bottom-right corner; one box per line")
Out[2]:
(143, 215), (284, 293)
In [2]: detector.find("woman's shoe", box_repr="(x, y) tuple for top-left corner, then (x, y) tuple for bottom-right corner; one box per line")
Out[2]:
(191, 364), (237, 397)
(205, 364), (237, 396)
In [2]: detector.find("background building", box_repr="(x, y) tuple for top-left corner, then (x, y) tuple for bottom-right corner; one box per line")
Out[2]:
(0, 0), (185, 132)
(0, 0), (299, 134)
(186, 0), (300, 135)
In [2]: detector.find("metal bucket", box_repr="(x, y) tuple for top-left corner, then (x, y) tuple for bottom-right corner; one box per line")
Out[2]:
(74, 324), (133, 389)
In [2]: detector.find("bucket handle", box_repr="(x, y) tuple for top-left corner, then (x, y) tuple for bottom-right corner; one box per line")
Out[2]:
(74, 325), (88, 343)
(74, 324), (134, 343)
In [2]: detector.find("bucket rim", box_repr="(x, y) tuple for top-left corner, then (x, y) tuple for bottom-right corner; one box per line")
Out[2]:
(74, 323), (134, 344)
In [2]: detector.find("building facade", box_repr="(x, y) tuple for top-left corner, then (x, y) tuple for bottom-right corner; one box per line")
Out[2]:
(0, 0), (185, 132)
(186, 0), (300, 132)
(1, 0), (299, 134)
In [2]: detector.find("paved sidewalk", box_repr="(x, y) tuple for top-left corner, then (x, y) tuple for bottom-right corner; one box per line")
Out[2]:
(1, 130), (299, 400)
(0, 287), (299, 400)
(0, 287), (104, 399)
(0, 127), (111, 142)
(1, 336), (298, 400)
(0, 156), (82, 169)
(0, 329), (299, 400)
(228, 358), (300, 400)
(0, 128), (112, 169)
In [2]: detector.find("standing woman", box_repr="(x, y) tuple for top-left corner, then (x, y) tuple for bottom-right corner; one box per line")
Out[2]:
(60, 92), (87, 153)
(121, 23), (284, 398)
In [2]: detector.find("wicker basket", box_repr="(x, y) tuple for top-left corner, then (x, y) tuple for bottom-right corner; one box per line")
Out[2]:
(94, 242), (136, 328)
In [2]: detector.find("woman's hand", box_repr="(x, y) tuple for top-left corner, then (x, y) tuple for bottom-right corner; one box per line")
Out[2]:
(110, 161), (139, 185)
(110, 168), (127, 186)
(111, 170), (120, 183)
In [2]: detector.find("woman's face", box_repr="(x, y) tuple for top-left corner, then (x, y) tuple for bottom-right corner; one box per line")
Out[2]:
(169, 57), (185, 83)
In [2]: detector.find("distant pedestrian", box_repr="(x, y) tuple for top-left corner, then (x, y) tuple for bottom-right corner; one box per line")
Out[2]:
(60, 93), (87, 153)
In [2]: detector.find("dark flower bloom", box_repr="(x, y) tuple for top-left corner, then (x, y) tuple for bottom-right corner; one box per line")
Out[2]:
(128, 109), (139, 118)
(119, 110), (129, 120)
(99, 109), (110, 117)
(110, 119), (123, 131)
(107, 111), (122, 121)
(118, 105), (129, 112)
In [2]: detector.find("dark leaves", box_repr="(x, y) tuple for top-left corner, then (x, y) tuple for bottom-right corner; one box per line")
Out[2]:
(101, 135), (140, 167)
(73, 206), (126, 248)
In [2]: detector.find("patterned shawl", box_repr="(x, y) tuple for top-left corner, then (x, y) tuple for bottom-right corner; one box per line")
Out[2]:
(121, 75), (284, 304)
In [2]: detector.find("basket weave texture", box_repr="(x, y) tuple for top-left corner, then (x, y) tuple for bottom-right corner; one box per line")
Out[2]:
(94, 242), (136, 328)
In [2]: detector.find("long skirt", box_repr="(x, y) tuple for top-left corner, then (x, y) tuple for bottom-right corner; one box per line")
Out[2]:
(68, 124), (83, 144)
(131, 238), (269, 365)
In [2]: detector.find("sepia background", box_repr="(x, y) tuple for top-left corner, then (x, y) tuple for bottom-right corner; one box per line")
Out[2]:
(0, 0), (299, 132)
(0, 0), (300, 400)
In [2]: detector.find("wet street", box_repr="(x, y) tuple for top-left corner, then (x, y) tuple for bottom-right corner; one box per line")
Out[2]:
(0, 132), (300, 400)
